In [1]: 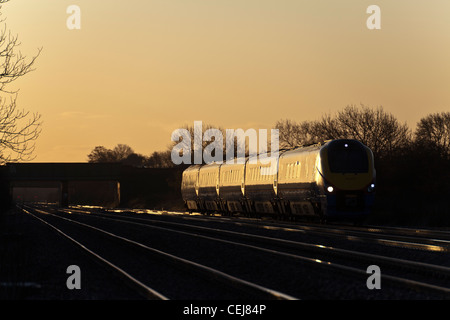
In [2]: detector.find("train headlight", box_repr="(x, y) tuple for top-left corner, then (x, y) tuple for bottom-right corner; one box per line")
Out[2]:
(368, 183), (375, 192)
(327, 186), (334, 193)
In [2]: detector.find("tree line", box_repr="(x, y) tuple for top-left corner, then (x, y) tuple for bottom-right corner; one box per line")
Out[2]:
(88, 105), (450, 167)
(87, 144), (174, 168)
(275, 105), (449, 162)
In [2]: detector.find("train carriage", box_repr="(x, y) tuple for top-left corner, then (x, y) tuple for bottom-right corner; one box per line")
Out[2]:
(277, 145), (322, 216)
(197, 162), (221, 212)
(181, 139), (376, 221)
(217, 158), (247, 214)
(244, 153), (279, 214)
(181, 164), (201, 212)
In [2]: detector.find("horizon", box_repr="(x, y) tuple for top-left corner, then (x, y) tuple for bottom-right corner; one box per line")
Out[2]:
(1, 1), (449, 162)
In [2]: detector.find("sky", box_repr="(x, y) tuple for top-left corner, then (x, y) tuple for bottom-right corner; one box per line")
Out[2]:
(1, 0), (450, 162)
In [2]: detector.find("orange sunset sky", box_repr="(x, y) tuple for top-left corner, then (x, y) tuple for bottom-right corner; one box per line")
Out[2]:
(2, 1), (450, 162)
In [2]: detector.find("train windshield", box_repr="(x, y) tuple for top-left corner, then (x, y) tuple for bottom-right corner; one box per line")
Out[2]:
(327, 141), (368, 173)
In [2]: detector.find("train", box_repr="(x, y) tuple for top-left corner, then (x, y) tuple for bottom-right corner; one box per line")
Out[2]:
(181, 139), (376, 221)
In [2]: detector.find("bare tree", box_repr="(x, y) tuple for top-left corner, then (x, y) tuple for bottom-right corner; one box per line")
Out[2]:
(88, 144), (142, 164)
(0, 3), (42, 163)
(275, 119), (317, 148)
(88, 143), (153, 167)
(275, 104), (411, 159)
(170, 122), (226, 164)
(122, 152), (147, 167)
(112, 144), (134, 161)
(0, 95), (41, 162)
(313, 105), (411, 158)
(147, 150), (174, 168)
(87, 146), (115, 163)
(415, 112), (450, 158)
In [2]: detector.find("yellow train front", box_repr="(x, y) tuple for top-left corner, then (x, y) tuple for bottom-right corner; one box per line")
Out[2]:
(317, 139), (376, 219)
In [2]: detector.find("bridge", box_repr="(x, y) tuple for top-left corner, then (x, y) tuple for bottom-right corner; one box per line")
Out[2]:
(0, 162), (184, 210)
(4, 163), (122, 207)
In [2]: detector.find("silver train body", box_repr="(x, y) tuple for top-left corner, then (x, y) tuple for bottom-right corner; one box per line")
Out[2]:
(181, 139), (376, 219)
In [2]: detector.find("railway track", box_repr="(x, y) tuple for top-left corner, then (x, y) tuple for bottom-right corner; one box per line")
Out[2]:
(19, 204), (450, 299)
(89, 206), (450, 252)
(20, 205), (297, 300)
(164, 212), (450, 252)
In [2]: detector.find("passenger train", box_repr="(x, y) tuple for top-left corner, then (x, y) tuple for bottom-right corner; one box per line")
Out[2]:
(181, 139), (376, 221)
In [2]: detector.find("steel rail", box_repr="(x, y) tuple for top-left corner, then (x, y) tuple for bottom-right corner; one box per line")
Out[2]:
(169, 213), (450, 252)
(26, 205), (297, 300)
(21, 207), (169, 300)
(58, 207), (450, 297)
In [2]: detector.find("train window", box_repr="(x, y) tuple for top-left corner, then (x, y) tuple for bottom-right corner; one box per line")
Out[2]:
(264, 167), (269, 179)
(304, 161), (308, 179)
(328, 141), (368, 173)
